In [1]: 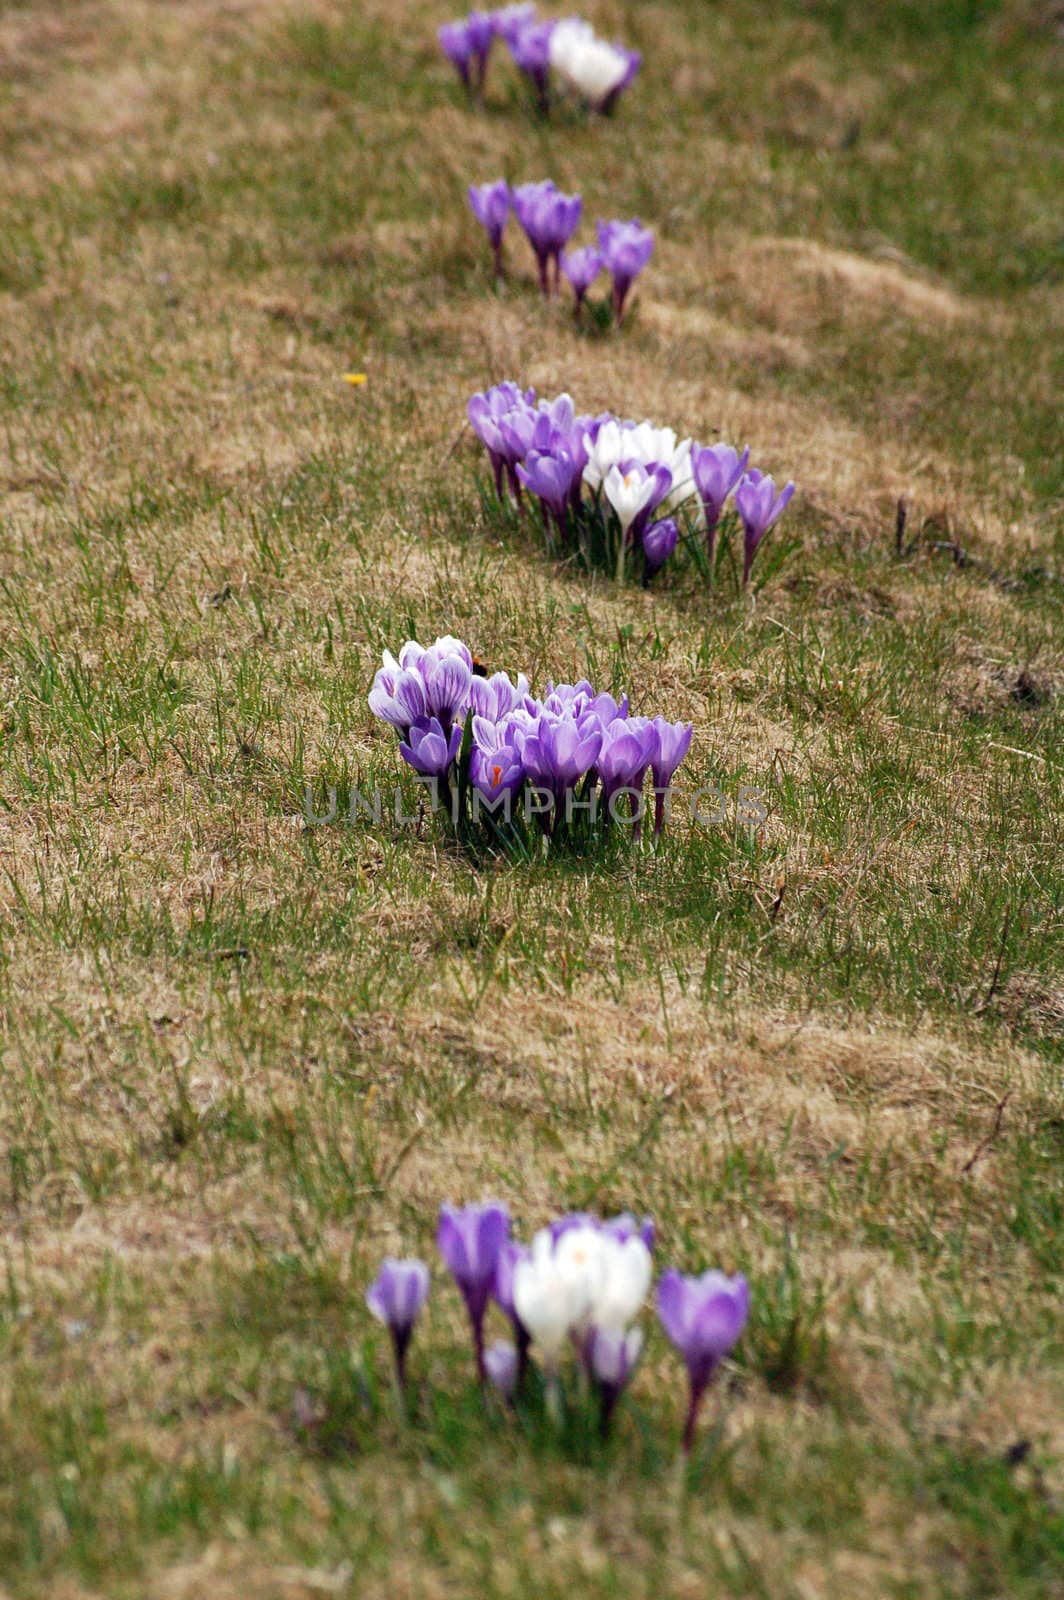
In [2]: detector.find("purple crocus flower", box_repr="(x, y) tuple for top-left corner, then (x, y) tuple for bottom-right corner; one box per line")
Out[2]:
(516, 445), (580, 541)
(439, 13), (494, 97)
(469, 669), (530, 723)
(588, 1326), (643, 1435)
(513, 180), (582, 295)
(734, 470), (796, 586)
(400, 716), (462, 780)
(596, 218), (654, 320)
(417, 647), (473, 734)
(649, 716), (693, 837)
(467, 10), (496, 89)
(497, 404), (538, 467)
(560, 245), (604, 313)
(492, 0), (536, 43)
(366, 1258), (430, 1392)
(368, 666), (428, 735)
(468, 180), (511, 279)
(368, 638), (473, 741)
(657, 1269), (750, 1452)
(507, 18), (554, 111)
(468, 382), (536, 495)
(470, 739), (524, 806)
(690, 443), (750, 571)
(526, 711), (603, 805)
(439, 20), (476, 90)
(437, 1201), (511, 1383)
(484, 1339), (519, 1399)
(597, 716), (657, 821)
(536, 391), (576, 431)
(642, 516), (679, 584)
(467, 380), (531, 451)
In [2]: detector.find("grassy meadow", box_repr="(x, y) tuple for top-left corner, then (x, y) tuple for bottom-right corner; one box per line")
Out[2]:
(0, 0), (1062, 1594)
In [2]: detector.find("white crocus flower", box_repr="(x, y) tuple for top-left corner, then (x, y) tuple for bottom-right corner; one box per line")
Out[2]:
(624, 425), (697, 499)
(623, 424), (695, 513)
(549, 19), (629, 107)
(623, 421), (675, 465)
(553, 1225), (607, 1331)
(513, 1228), (595, 1368)
(603, 463), (663, 534)
(582, 419), (627, 491)
(587, 1235), (652, 1331)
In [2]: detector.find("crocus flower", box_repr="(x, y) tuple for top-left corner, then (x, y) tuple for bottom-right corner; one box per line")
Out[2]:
(516, 445), (580, 539)
(368, 665), (428, 735)
(560, 245), (604, 313)
(375, 639), (469, 735)
(438, 1201), (511, 1383)
(603, 463), (672, 577)
(597, 717), (657, 820)
(368, 637), (474, 740)
(623, 421), (694, 508)
(469, 669), (530, 723)
(657, 1268), (750, 1452)
(734, 470), (796, 586)
(493, 1239), (532, 1379)
(582, 417), (627, 491)
(484, 1339), (519, 1399)
(602, 1212), (655, 1251)
(439, 19), (477, 91)
(649, 716), (693, 837)
(524, 710), (603, 808)
(492, 0), (536, 43)
(597, 218), (654, 319)
(642, 517), (679, 584)
(507, 18), (554, 111)
(549, 1210), (598, 1242)
(514, 1227), (597, 1370)
(512, 180), (582, 294)
(468, 179), (510, 278)
(600, 48), (642, 114)
(587, 1232), (653, 1329)
(468, 382), (536, 497)
(552, 1210), (653, 1249)
(536, 390), (576, 431)
(587, 1326), (643, 1434)
(548, 19), (630, 109)
(438, 12), (495, 98)
(400, 716), (462, 779)
(366, 1258), (430, 1392)
(470, 740), (524, 807)
(690, 443), (750, 571)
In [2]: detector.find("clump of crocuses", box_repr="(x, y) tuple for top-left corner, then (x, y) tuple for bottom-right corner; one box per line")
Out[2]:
(366, 1203), (748, 1453)
(466, 381), (797, 588)
(369, 633), (693, 847)
(440, 6), (641, 118)
(467, 180), (653, 320)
